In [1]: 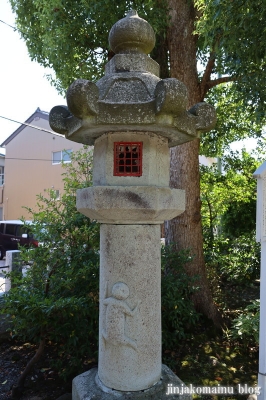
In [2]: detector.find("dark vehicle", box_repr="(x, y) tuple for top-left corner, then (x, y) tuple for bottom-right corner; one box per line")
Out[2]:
(0, 220), (38, 259)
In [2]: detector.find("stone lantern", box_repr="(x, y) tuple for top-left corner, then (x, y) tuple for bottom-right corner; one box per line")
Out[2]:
(50, 10), (216, 399)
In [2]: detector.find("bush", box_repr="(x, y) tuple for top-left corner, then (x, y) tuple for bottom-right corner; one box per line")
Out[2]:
(230, 299), (260, 345)
(2, 147), (100, 379)
(161, 244), (201, 349)
(205, 233), (260, 285)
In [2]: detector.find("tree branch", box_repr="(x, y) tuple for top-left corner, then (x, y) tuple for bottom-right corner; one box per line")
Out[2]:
(200, 48), (237, 99)
(45, 262), (59, 296)
(205, 75), (237, 91)
(200, 51), (216, 99)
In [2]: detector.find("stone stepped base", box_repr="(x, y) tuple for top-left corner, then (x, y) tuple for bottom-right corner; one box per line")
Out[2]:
(72, 364), (192, 399)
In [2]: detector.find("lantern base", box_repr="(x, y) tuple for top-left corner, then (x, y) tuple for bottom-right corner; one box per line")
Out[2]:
(72, 364), (192, 399)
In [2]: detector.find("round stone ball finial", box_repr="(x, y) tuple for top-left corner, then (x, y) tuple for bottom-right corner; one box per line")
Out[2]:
(109, 10), (156, 55)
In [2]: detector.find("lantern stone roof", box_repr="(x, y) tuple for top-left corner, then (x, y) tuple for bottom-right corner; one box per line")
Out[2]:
(49, 11), (216, 147)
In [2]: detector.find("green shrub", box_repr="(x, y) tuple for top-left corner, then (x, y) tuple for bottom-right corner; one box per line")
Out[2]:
(161, 244), (201, 349)
(4, 242), (201, 377)
(230, 299), (260, 345)
(205, 233), (260, 285)
(2, 147), (100, 379)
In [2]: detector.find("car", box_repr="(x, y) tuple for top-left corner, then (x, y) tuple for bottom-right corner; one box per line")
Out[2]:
(0, 220), (39, 259)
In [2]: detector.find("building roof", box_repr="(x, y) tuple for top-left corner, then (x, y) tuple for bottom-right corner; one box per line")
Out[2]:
(0, 108), (61, 147)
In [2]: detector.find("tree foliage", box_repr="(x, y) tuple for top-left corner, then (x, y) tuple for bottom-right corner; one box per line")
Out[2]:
(202, 84), (265, 157)
(195, 0), (266, 113)
(10, 0), (266, 116)
(201, 151), (261, 286)
(10, 0), (169, 92)
(201, 150), (261, 240)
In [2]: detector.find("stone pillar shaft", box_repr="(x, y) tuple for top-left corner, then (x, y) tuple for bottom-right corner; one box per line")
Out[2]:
(98, 224), (161, 391)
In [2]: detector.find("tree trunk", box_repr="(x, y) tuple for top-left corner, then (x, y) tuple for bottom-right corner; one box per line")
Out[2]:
(166, 0), (223, 327)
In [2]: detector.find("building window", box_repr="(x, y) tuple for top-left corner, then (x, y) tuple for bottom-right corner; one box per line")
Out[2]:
(50, 189), (60, 200)
(52, 150), (72, 164)
(0, 167), (4, 185)
(113, 142), (142, 176)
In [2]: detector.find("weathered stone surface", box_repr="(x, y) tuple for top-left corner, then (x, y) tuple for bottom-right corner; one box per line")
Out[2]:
(108, 10), (155, 55)
(76, 186), (185, 224)
(105, 53), (159, 76)
(96, 72), (159, 103)
(67, 79), (99, 119)
(49, 11), (216, 146)
(49, 105), (82, 136)
(155, 78), (188, 115)
(97, 100), (156, 125)
(98, 224), (161, 391)
(72, 365), (192, 399)
(93, 132), (169, 187)
(189, 102), (217, 131)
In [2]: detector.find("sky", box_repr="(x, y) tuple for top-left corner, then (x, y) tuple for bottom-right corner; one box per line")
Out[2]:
(0, 0), (261, 156)
(0, 0), (66, 152)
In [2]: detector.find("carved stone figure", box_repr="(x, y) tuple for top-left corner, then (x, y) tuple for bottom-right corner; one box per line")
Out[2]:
(102, 282), (140, 350)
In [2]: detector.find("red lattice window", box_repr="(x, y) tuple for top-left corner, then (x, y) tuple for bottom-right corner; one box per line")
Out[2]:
(114, 142), (143, 176)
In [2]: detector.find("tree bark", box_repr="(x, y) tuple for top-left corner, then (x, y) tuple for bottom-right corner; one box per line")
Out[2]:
(166, 0), (223, 327)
